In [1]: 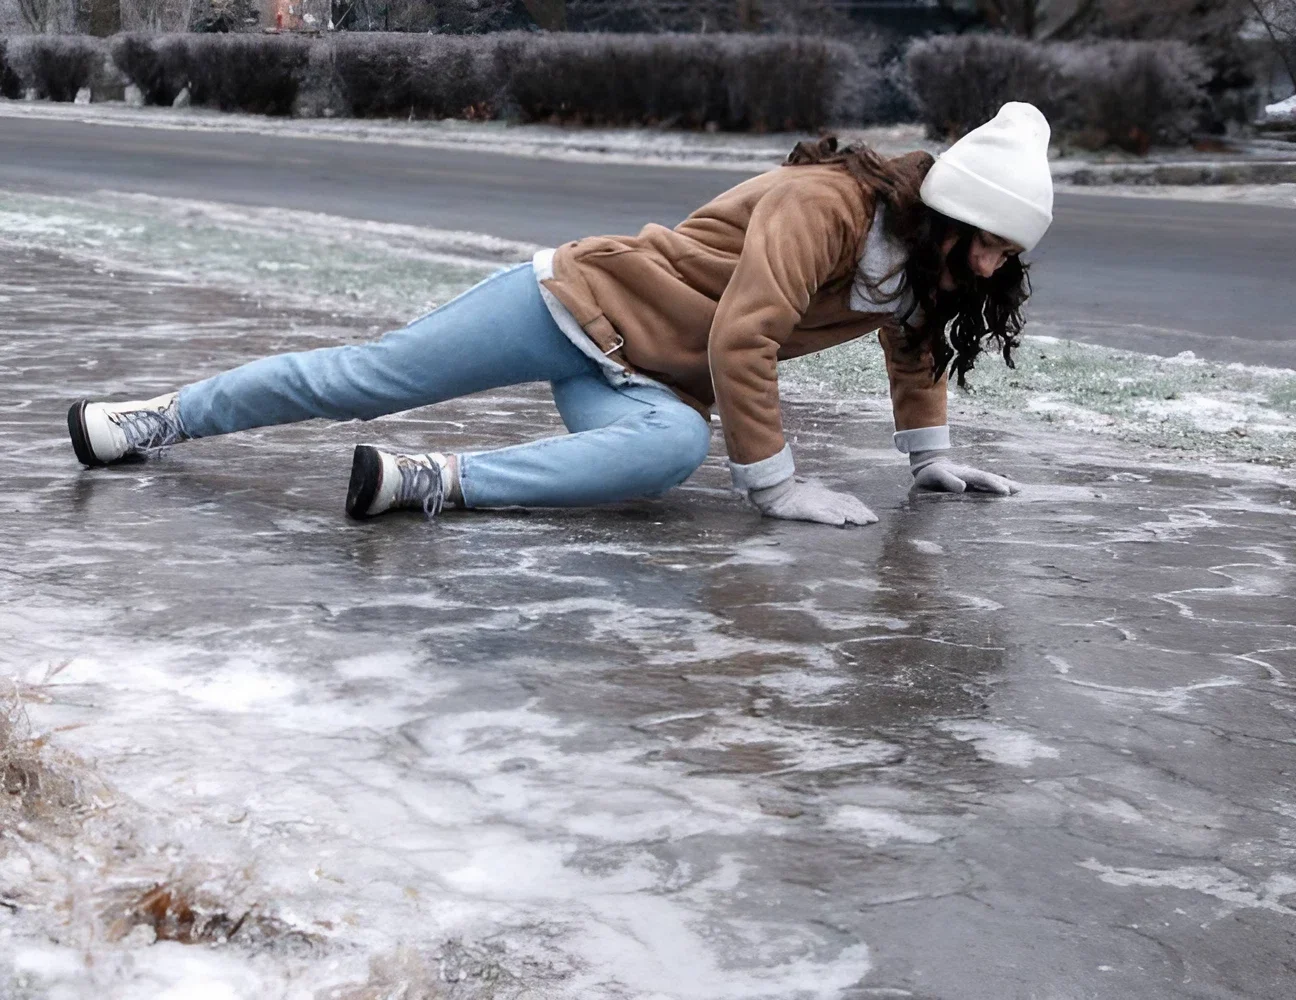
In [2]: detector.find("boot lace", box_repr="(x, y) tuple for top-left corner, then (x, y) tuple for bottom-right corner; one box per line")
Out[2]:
(112, 399), (187, 456)
(393, 455), (445, 519)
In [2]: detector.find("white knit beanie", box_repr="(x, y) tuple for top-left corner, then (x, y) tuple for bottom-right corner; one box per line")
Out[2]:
(919, 102), (1054, 252)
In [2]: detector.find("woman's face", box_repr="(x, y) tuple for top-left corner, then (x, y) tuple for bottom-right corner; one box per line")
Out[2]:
(939, 230), (1024, 291)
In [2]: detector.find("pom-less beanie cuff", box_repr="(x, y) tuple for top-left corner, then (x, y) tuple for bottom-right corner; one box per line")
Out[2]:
(920, 156), (1052, 252)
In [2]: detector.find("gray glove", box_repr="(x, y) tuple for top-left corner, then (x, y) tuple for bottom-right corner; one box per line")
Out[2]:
(749, 477), (879, 526)
(910, 450), (1020, 496)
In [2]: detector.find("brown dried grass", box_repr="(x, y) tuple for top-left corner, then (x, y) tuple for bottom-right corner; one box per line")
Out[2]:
(0, 674), (318, 960)
(103, 880), (324, 950)
(0, 676), (111, 832)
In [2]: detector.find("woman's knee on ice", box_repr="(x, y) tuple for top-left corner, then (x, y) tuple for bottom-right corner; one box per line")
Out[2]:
(636, 406), (711, 493)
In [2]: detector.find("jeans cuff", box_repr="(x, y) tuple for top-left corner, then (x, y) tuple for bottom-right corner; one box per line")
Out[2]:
(729, 444), (794, 492)
(174, 384), (205, 440)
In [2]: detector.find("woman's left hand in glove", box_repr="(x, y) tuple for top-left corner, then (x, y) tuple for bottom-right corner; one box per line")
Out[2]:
(909, 450), (1020, 496)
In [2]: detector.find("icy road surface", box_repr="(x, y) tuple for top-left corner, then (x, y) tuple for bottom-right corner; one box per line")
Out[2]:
(1, 209), (1295, 999)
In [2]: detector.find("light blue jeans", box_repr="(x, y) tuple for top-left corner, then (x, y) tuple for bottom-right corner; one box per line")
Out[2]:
(178, 263), (711, 508)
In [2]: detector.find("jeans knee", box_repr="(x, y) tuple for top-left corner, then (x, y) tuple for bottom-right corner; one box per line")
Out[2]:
(641, 408), (711, 490)
(676, 412), (713, 476)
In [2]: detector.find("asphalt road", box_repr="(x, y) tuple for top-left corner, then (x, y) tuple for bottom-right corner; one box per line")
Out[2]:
(3, 115), (1294, 366)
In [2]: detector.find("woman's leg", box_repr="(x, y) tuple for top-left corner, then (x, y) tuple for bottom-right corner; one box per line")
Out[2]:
(456, 374), (712, 509)
(177, 263), (590, 439)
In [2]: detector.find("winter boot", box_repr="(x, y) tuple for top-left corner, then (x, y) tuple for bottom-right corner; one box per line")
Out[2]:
(67, 392), (188, 467)
(346, 445), (455, 520)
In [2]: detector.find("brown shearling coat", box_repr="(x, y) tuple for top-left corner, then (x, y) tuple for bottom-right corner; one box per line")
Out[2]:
(539, 151), (947, 468)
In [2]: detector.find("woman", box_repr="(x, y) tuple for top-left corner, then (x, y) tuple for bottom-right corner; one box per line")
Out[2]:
(67, 103), (1053, 527)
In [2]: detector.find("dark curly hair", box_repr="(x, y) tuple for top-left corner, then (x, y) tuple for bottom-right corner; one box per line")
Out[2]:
(786, 137), (1032, 387)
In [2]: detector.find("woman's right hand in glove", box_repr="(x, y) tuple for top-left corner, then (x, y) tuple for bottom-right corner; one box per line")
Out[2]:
(749, 477), (878, 527)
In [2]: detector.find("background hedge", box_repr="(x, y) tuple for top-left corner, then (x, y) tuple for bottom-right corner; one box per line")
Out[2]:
(4, 34), (101, 102)
(111, 34), (310, 114)
(906, 34), (1210, 151)
(0, 30), (1215, 147)
(261, 31), (865, 131)
(498, 32), (856, 130)
(326, 34), (509, 120)
(5, 31), (865, 131)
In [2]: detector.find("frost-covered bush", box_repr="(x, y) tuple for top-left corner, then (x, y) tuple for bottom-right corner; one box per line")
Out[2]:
(110, 33), (309, 115)
(111, 33), (189, 107)
(103, 30), (869, 130)
(501, 32), (857, 130)
(847, 47), (918, 126)
(6, 35), (104, 102)
(1062, 41), (1210, 150)
(906, 34), (1210, 149)
(182, 35), (310, 115)
(791, 33), (888, 127)
(906, 35), (1068, 141)
(0, 38), (23, 100)
(325, 32), (863, 130)
(330, 33), (500, 119)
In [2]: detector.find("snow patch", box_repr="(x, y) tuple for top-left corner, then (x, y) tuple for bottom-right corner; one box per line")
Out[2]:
(1263, 94), (1296, 124)
(1078, 859), (1296, 916)
(828, 806), (944, 847)
(938, 720), (1061, 767)
(1132, 392), (1293, 435)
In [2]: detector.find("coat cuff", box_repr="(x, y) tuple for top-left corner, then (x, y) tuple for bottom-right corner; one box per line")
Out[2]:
(729, 444), (794, 492)
(893, 425), (950, 455)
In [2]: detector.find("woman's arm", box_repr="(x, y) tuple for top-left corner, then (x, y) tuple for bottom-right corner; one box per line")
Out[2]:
(879, 325), (1018, 496)
(708, 180), (855, 484)
(878, 324), (949, 453)
(708, 180), (877, 526)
